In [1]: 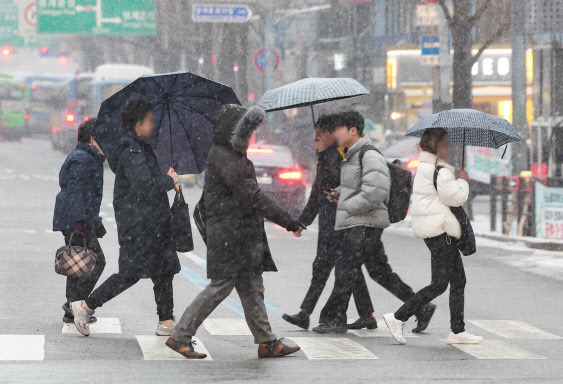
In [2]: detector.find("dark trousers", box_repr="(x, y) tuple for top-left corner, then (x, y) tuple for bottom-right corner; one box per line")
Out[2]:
(320, 226), (417, 326)
(85, 273), (174, 321)
(301, 230), (373, 317)
(63, 231), (106, 305)
(395, 233), (466, 334)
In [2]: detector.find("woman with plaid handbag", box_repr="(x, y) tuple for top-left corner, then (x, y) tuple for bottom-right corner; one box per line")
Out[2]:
(53, 118), (107, 324)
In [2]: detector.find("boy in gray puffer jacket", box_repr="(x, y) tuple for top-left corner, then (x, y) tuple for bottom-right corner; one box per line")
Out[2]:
(313, 111), (436, 334)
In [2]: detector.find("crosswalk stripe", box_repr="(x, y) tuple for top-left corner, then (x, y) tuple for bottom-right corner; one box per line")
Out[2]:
(203, 318), (252, 336)
(446, 339), (546, 359)
(62, 318), (122, 335)
(288, 337), (377, 360)
(136, 335), (212, 361)
(349, 319), (418, 338)
(0, 335), (45, 361)
(469, 320), (562, 339)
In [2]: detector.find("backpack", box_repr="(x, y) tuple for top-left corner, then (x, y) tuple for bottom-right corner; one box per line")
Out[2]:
(193, 193), (207, 245)
(358, 144), (412, 223)
(433, 166), (476, 256)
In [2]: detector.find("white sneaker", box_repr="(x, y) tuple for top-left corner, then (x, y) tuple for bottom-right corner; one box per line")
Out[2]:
(71, 300), (94, 337)
(446, 331), (484, 344)
(155, 319), (176, 336)
(383, 313), (407, 345)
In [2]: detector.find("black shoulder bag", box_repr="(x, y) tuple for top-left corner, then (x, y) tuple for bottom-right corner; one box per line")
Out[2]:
(433, 166), (476, 256)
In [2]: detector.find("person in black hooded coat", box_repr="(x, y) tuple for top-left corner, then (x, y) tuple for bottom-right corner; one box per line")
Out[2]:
(167, 105), (304, 359)
(70, 100), (181, 337)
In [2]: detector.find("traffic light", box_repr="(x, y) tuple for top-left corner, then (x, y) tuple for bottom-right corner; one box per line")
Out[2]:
(1, 46), (13, 58)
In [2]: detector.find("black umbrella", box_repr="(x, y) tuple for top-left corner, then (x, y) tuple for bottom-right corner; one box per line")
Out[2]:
(94, 71), (240, 174)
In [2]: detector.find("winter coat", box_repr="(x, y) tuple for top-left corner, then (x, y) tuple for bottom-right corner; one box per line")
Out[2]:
(335, 136), (391, 230)
(411, 151), (469, 239)
(299, 144), (341, 233)
(204, 105), (296, 280)
(109, 133), (180, 279)
(53, 142), (105, 232)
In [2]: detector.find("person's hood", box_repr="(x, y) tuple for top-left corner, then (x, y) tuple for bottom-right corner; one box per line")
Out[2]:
(212, 104), (265, 153)
(76, 142), (106, 164)
(107, 133), (146, 173)
(419, 151), (455, 173)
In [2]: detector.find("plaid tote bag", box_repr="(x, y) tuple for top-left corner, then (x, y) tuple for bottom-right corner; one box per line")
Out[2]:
(55, 232), (98, 278)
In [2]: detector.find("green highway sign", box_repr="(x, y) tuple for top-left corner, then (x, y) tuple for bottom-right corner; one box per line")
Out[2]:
(0, 4), (24, 46)
(37, 0), (156, 35)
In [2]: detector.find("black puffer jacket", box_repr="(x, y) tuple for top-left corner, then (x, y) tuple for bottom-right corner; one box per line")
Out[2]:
(204, 105), (297, 279)
(109, 133), (180, 279)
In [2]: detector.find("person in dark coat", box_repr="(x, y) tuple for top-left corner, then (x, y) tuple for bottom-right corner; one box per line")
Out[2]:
(53, 118), (106, 324)
(167, 105), (304, 359)
(71, 100), (181, 337)
(282, 115), (375, 331)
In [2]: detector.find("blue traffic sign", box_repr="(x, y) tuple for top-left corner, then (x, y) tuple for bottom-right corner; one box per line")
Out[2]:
(421, 35), (440, 56)
(192, 4), (252, 23)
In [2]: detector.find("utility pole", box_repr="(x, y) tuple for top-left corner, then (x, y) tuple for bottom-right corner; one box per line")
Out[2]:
(433, 4), (452, 113)
(511, 0), (528, 174)
(264, 7), (276, 92)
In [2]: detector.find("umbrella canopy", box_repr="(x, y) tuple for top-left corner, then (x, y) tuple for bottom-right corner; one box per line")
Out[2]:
(94, 71), (240, 175)
(406, 108), (521, 148)
(257, 77), (369, 112)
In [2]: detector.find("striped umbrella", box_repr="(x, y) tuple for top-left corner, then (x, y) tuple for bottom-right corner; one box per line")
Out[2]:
(406, 109), (522, 164)
(257, 77), (369, 124)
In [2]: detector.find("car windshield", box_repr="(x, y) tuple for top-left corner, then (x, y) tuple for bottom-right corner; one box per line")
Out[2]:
(383, 137), (420, 159)
(247, 146), (295, 167)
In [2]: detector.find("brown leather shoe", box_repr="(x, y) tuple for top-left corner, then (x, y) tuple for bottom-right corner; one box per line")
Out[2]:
(165, 337), (207, 359)
(258, 339), (300, 358)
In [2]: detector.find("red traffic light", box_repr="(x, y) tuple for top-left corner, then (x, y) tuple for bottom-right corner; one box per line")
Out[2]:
(1, 46), (13, 57)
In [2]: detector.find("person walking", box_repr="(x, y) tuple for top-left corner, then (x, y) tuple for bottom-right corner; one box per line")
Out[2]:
(53, 118), (106, 324)
(384, 128), (483, 345)
(282, 115), (376, 331)
(71, 100), (181, 337)
(166, 105), (304, 359)
(314, 111), (436, 334)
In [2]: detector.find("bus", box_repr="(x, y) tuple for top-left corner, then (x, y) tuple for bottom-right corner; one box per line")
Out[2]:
(0, 73), (30, 140)
(51, 64), (153, 152)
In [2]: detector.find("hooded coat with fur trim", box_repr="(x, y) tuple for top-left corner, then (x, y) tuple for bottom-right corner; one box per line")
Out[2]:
(204, 104), (296, 279)
(411, 151), (469, 239)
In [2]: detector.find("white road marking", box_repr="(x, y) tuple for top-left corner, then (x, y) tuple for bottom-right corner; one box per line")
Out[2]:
(62, 318), (122, 334)
(0, 335), (45, 361)
(45, 229), (56, 234)
(0, 229), (37, 234)
(349, 319), (418, 338)
(446, 339), (545, 359)
(203, 318), (252, 336)
(469, 320), (562, 339)
(135, 335), (212, 361)
(181, 251), (206, 267)
(287, 337), (377, 360)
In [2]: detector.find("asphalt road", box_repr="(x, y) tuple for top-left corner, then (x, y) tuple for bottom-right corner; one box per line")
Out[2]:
(0, 139), (561, 384)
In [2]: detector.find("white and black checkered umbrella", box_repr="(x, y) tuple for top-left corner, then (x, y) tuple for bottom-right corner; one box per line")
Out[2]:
(258, 77), (369, 112)
(406, 109), (522, 148)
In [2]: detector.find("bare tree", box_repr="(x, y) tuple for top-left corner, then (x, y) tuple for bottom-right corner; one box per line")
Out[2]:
(438, 0), (511, 108)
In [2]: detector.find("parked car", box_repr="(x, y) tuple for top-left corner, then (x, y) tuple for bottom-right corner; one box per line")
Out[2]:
(383, 136), (421, 175)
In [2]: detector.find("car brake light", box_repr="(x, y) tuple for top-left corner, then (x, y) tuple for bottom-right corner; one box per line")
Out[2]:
(66, 113), (75, 123)
(406, 159), (420, 170)
(83, 115), (89, 122)
(279, 171), (302, 180)
(24, 113), (30, 120)
(52, 126), (60, 133)
(248, 148), (274, 154)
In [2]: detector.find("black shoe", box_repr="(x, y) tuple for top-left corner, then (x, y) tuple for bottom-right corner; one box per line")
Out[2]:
(347, 315), (377, 330)
(412, 303), (436, 333)
(62, 302), (97, 324)
(282, 312), (310, 330)
(312, 323), (347, 334)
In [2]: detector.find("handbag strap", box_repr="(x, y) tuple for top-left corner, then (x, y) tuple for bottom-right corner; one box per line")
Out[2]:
(67, 231), (88, 250)
(433, 165), (443, 191)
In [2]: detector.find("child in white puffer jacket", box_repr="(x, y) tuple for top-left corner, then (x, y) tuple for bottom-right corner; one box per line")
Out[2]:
(384, 128), (484, 346)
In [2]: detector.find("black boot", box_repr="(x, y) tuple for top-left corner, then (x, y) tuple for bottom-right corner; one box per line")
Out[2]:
(412, 303), (436, 333)
(312, 322), (347, 334)
(282, 311), (310, 330)
(347, 315), (377, 330)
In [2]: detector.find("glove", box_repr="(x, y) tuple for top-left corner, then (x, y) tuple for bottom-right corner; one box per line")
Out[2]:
(96, 223), (107, 238)
(286, 220), (306, 233)
(74, 221), (87, 236)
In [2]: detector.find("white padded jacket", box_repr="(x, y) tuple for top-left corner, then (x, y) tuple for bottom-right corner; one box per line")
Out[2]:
(411, 151), (469, 239)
